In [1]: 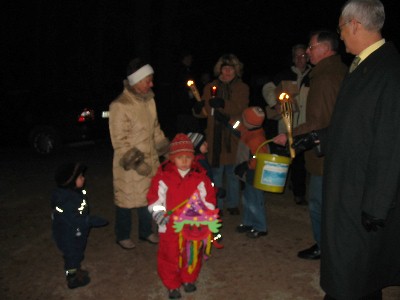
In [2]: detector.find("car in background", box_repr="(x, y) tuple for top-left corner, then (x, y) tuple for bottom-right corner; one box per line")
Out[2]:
(0, 88), (112, 155)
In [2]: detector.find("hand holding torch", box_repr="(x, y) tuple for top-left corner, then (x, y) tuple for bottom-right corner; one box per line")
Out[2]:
(187, 80), (208, 116)
(279, 92), (295, 159)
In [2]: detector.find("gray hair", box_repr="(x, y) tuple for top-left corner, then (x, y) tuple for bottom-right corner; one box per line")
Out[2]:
(341, 0), (385, 32)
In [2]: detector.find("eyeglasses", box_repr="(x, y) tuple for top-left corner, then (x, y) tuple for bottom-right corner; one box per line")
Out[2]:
(308, 43), (322, 50)
(337, 20), (351, 34)
(295, 54), (307, 59)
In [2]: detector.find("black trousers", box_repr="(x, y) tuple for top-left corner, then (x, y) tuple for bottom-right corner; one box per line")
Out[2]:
(324, 289), (382, 300)
(290, 152), (306, 197)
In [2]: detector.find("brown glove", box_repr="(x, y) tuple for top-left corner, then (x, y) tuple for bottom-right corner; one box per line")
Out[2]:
(120, 147), (152, 176)
(155, 138), (170, 157)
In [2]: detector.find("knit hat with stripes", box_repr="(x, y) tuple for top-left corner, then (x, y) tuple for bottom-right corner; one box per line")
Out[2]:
(187, 132), (206, 153)
(169, 133), (194, 161)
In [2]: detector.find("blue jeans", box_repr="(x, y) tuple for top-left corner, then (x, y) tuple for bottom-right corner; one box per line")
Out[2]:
(308, 175), (323, 247)
(242, 170), (267, 232)
(115, 206), (153, 241)
(212, 164), (240, 210)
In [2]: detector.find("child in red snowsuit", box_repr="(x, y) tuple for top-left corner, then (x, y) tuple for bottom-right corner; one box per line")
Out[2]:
(147, 133), (218, 299)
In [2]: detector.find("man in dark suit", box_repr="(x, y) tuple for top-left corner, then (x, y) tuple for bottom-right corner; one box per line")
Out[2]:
(293, 0), (400, 299)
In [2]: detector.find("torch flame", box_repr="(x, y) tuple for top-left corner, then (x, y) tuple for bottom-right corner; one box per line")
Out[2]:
(187, 80), (194, 87)
(278, 92), (290, 102)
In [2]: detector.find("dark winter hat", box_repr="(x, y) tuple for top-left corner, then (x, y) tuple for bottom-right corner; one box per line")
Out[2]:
(169, 133), (194, 161)
(187, 132), (205, 153)
(55, 162), (87, 188)
(242, 106), (265, 129)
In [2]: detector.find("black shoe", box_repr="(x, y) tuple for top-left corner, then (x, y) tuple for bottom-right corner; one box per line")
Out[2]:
(246, 229), (268, 238)
(236, 224), (253, 233)
(294, 196), (307, 205)
(66, 269), (90, 289)
(168, 289), (181, 299)
(227, 207), (240, 215)
(183, 283), (197, 293)
(297, 244), (321, 260)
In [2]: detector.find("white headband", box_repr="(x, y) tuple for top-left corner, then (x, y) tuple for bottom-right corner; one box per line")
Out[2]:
(127, 64), (154, 86)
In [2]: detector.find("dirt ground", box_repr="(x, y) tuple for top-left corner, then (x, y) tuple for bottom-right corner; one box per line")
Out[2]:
(1, 142), (399, 300)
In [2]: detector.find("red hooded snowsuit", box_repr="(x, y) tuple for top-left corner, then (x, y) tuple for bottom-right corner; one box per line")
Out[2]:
(147, 160), (216, 289)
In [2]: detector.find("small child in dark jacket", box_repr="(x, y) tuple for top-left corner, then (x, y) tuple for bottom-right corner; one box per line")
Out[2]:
(187, 132), (226, 200)
(51, 162), (108, 289)
(232, 107), (270, 238)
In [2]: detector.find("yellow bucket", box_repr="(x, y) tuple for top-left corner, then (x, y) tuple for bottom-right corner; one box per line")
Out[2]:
(253, 140), (291, 193)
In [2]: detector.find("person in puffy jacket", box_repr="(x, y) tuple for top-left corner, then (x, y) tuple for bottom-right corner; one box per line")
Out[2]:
(51, 162), (108, 289)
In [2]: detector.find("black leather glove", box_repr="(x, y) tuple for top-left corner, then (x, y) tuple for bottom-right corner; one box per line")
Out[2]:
(193, 100), (205, 114)
(292, 131), (320, 154)
(214, 110), (230, 124)
(234, 161), (249, 178)
(362, 211), (385, 232)
(209, 97), (225, 109)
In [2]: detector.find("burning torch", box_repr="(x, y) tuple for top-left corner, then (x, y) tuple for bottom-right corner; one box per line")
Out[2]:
(279, 92), (295, 159)
(187, 80), (208, 116)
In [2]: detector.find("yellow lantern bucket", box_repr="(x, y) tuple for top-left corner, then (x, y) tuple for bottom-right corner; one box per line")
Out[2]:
(253, 140), (291, 193)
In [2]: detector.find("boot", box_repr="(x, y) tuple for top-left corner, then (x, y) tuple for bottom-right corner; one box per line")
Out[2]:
(66, 269), (90, 289)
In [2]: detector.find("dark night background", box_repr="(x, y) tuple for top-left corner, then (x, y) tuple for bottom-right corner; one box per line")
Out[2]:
(3, 0), (400, 137)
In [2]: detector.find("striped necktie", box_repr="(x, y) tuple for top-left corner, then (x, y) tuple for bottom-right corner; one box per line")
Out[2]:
(349, 56), (361, 73)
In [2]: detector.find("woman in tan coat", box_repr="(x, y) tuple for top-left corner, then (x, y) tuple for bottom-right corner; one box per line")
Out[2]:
(109, 58), (169, 249)
(194, 54), (249, 215)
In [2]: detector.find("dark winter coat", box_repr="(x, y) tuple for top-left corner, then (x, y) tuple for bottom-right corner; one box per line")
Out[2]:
(199, 78), (249, 167)
(51, 188), (90, 268)
(320, 42), (400, 299)
(294, 55), (347, 176)
(51, 188), (90, 238)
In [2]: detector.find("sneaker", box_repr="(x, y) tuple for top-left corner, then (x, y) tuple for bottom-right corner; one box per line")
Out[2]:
(297, 243), (321, 260)
(117, 239), (136, 249)
(246, 229), (268, 238)
(236, 224), (253, 233)
(66, 269), (90, 289)
(183, 283), (197, 293)
(168, 289), (181, 299)
(139, 233), (159, 244)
